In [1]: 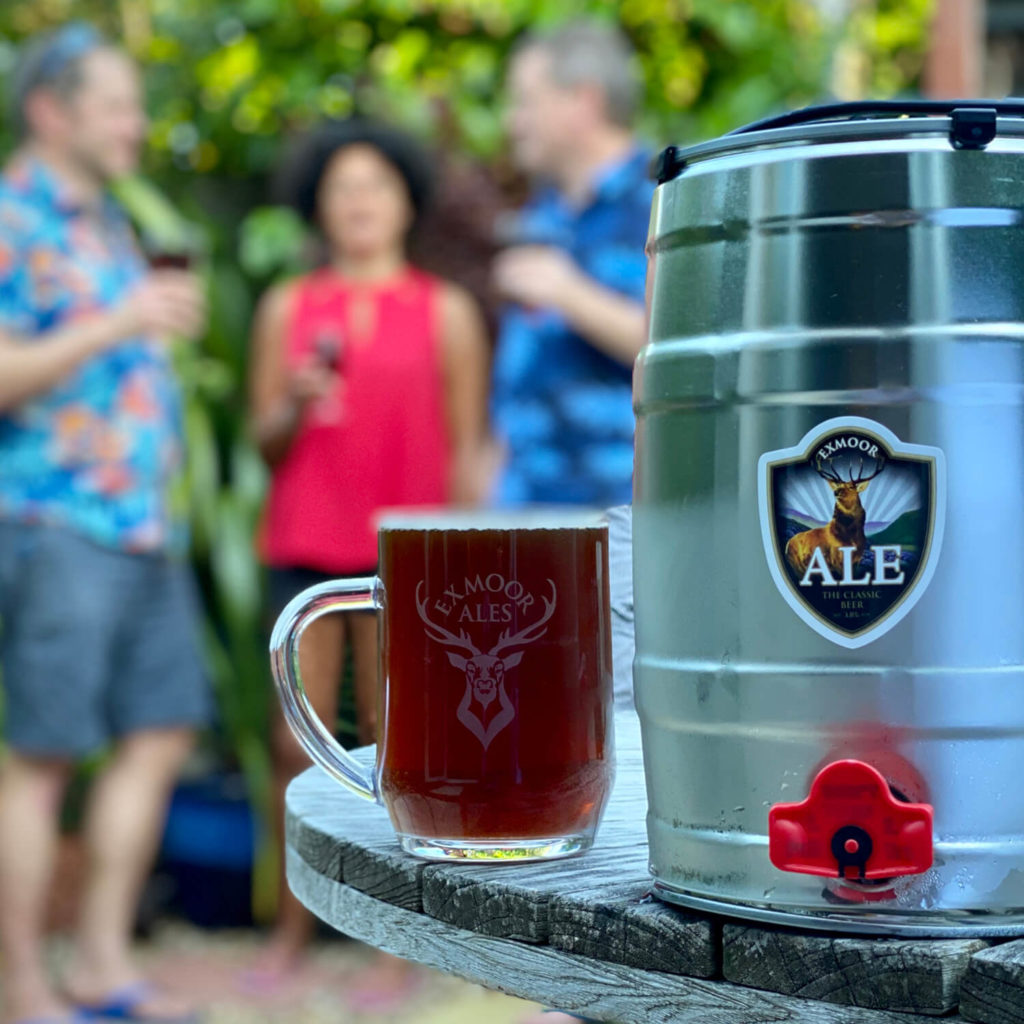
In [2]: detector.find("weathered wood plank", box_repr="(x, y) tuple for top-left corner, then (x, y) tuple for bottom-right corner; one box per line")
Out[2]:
(286, 758), (428, 910)
(340, 836), (426, 911)
(960, 940), (1024, 1024)
(723, 923), (987, 1015)
(285, 744), (384, 863)
(287, 845), (941, 1024)
(284, 786), (348, 881)
(548, 881), (719, 979)
(421, 841), (650, 942)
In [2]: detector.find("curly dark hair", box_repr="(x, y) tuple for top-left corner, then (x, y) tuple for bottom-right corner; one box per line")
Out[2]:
(275, 118), (434, 231)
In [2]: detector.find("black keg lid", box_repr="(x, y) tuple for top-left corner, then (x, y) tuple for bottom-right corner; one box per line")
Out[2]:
(654, 98), (1024, 184)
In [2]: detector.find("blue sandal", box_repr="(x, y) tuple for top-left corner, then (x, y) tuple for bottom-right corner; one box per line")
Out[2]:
(73, 983), (200, 1024)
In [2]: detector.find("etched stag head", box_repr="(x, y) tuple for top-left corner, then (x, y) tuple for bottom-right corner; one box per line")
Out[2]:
(415, 580), (557, 708)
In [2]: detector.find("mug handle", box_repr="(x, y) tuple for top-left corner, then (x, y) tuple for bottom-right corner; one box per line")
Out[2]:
(269, 577), (385, 804)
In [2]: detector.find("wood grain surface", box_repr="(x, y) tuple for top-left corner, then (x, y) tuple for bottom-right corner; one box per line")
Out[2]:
(548, 881), (720, 978)
(288, 848), (929, 1024)
(723, 923), (987, 1015)
(961, 941), (1024, 1024)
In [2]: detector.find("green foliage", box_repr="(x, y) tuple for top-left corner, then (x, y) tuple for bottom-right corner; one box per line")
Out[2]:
(238, 206), (309, 278)
(0, 0), (933, 920)
(0, 1), (934, 179)
(850, 0), (936, 97)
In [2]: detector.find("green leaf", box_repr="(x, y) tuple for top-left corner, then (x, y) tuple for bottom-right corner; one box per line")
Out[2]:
(238, 206), (311, 278)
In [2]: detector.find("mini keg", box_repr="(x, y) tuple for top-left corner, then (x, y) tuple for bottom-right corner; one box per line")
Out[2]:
(634, 100), (1024, 935)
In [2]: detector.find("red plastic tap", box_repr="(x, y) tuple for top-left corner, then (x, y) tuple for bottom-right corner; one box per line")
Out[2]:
(768, 759), (933, 880)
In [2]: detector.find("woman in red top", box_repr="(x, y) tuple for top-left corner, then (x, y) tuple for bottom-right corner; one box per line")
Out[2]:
(248, 120), (490, 981)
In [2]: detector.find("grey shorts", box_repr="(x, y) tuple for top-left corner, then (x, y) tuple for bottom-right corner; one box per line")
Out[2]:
(0, 521), (212, 757)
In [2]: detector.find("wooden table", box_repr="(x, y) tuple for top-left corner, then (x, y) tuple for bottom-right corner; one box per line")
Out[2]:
(285, 712), (1024, 1024)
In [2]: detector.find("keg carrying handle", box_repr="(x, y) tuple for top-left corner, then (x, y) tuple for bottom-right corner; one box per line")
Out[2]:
(726, 98), (1024, 137)
(654, 99), (1024, 185)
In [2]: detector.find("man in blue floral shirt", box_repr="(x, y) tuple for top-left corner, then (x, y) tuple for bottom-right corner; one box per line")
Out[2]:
(0, 24), (207, 1024)
(491, 21), (653, 508)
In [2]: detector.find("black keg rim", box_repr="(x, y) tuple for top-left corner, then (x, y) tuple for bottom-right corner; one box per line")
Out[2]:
(654, 99), (1024, 184)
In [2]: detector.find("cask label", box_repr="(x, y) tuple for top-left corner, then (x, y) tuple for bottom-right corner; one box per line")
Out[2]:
(758, 417), (945, 648)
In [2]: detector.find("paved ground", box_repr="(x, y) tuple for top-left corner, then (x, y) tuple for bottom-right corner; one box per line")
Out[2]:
(34, 920), (541, 1024)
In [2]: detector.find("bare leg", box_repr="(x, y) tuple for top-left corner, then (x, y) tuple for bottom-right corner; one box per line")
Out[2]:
(0, 751), (72, 1024)
(256, 612), (346, 981)
(348, 611), (379, 746)
(64, 727), (194, 1017)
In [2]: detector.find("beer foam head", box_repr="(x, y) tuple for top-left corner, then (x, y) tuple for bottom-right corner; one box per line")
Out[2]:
(376, 507), (607, 532)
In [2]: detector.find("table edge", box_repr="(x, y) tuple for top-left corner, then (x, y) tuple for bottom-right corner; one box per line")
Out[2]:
(286, 844), (952, 1024)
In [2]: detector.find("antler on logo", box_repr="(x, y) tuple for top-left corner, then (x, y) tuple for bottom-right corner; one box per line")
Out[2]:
(416, 579), (557, 749)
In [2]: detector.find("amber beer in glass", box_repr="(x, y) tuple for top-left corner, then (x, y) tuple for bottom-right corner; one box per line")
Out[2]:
(270, 509), (613, 861)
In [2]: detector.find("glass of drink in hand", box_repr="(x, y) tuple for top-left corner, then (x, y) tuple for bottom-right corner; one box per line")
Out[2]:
(309, 329), (346, 425)
(147, 249), (193, 272)
(140, 223), (205, 274)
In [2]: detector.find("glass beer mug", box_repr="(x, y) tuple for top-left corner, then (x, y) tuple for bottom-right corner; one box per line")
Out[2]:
(270, 510), (615, 861)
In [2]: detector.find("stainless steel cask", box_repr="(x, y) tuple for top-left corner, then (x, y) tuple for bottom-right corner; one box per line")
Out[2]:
(634, 103), (1024, 935)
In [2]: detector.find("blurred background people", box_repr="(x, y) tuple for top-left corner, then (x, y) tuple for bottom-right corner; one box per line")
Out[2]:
(247, 118), (490, 983)
(0, 23), (209, 1024)
(490, 20), (654, 509)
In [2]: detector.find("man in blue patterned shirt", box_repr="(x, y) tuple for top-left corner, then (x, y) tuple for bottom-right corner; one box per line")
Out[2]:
(491, 20), (653, 508)
(0, 24), (207, 1024)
